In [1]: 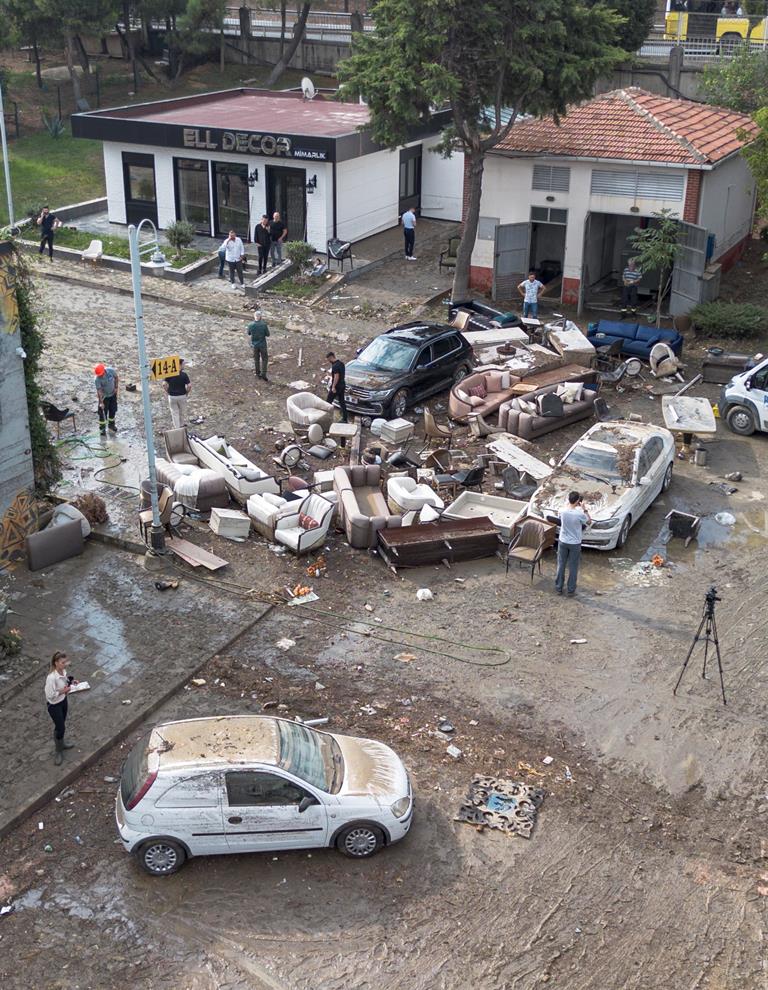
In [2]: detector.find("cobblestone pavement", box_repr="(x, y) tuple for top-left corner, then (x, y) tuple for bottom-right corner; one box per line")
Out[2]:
(0, 542), (265, 837)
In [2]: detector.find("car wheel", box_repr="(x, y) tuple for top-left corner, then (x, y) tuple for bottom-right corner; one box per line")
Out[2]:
(137, 839), (186, 876)
(726, 405), (756, 436)
(336, 824), (384, 859)
(452, 364), (470, 385)
(661, 462), (673, 493)
(616, 515), (632, 549)
(390, 389), (410, 418)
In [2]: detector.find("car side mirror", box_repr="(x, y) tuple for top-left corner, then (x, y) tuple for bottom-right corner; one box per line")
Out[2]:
(298, 795), (315, 813)
(639, 475), (652, 486)
(356, 347), (363, 357)
(744, 379), (752, 390)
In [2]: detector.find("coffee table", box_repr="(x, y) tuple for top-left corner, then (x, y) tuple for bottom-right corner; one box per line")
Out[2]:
(662, 395), (716, 446)
(328, 422), (359, 448)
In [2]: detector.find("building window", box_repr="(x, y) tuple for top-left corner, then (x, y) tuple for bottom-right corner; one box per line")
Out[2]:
(531, 207), (568, 224)
(174, 158), (211, 234)
(590, 169), (685, 201)
(532, 165), (570, 192)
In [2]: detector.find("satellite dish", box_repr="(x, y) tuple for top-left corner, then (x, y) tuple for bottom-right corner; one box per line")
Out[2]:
(301, 77), (316, 101)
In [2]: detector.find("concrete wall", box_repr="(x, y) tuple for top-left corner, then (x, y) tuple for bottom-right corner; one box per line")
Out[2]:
(225, 36), (352, 75)
(0, 245), (34, 518)
(699, 154), (756, 261)
(420, 141), (464, 222)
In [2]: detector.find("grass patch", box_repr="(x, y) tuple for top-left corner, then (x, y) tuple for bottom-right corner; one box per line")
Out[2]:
(271, 277), (318, 299)
(47, 226), (207, 270)
(1, 131), (105, 225)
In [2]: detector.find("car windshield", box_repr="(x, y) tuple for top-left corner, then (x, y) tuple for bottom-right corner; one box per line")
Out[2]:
(277, 720), (343, 793)
(564, 444), (625, 483)
(357, 336), (417, 372)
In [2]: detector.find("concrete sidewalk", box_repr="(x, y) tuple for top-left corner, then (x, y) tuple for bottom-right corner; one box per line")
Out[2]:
(0, 542), (265, 838)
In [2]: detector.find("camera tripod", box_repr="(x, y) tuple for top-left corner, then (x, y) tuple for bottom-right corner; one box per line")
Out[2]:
(673, 587), (726, 705)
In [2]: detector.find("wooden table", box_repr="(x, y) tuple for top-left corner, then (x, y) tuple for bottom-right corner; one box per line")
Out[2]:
(377, 517), (500, 571)
(662, 395), (716, 446)
(328, 421), (359, 448)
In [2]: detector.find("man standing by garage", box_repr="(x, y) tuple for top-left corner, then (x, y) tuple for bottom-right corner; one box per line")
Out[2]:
(402, 206), (416, 260)
(518, 271), (544, 319)
(555, 491), (591, 596)
(620, 258), (642, 317)
(326, 351), (347, 423)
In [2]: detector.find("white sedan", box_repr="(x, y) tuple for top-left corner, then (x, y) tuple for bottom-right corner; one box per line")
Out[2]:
(528, 421), (675, 550)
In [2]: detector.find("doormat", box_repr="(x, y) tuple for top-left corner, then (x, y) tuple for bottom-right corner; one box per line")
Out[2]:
(455, 774), (545, 838)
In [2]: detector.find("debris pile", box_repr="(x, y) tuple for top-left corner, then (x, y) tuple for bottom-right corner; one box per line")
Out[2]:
(455, 774), (545, 838)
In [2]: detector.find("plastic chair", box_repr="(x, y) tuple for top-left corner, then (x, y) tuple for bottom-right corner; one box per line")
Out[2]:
(81, 239), (103, 264)
(41, 401), (76, 438)
(439, 236), (460, 273)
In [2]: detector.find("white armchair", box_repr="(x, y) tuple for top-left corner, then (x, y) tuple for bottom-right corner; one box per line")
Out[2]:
(387, 476), (445, 514)
(247, 490), (309, 541)
(287, 392), (334, 435)
(274, 493), (334, 555)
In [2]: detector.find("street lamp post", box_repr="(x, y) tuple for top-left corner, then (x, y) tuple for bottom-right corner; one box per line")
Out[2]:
(0, 82), (15, 229)
(128, 219), (167, 553)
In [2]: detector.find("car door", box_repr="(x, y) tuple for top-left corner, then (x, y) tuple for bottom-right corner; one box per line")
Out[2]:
(430, 334), (464, 390)
(747, 364), (768, 429)
(633, 438), (664, 515)
(152, 771), (227, 857)
(223, 768), (328, 852)
(412, 343), (440, 399)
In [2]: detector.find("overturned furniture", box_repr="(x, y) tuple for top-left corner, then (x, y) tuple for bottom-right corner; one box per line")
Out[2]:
(189, 434), (280, 504)
(154, 458), (230, 513)
(377, 516), (499, 571)
(386, 476), (444, 514)
(287, 392), (334, 436)
(334, 464), (402, 549)
(41, 401), (76, 438)
(26, 518), (85, 572)
(666, 510), (701, 547)
(443, 491), (527, 541)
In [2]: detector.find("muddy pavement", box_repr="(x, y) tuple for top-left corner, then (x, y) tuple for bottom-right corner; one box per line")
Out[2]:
(1, 612), (764, 990)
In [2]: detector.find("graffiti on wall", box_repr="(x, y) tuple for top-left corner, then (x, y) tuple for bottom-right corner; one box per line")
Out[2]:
(0, 491), (41, 572)
(0, 241), (20, 336)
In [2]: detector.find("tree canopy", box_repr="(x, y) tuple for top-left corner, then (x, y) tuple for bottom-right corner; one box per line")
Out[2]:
(339, 0), (627, 297)
(587, 0), (656, 54)
(701, 47), (768, 115)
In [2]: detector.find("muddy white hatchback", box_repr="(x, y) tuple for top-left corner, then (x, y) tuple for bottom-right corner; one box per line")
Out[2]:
(116, 715), (413, 876)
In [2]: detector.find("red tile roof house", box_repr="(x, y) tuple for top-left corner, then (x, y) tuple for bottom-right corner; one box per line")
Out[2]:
(467, 88), (758, 315)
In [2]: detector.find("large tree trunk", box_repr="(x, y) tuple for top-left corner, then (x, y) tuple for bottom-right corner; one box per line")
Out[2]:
(452, 147), (484, 300)
(74, 35), (90, 77)
(65, 36), (83, 106)
(220, 26), (225, 73)
(279, 1), (287, 56)
(267, 2), (312, 86)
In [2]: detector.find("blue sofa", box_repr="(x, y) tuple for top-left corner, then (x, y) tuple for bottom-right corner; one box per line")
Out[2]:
(586, 320), (684, 360)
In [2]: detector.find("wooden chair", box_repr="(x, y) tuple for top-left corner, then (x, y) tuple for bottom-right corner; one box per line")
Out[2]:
(505, 519), (548, 581)
(439, 236), (460, 273)
(138, 485), (177, 543)
(421, 407), (454, 451)
(41, 401), (76, 438)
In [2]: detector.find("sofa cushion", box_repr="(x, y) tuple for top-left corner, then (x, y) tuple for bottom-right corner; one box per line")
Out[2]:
(501, 371), (511, 389)
(518, 398), (537, 415)
(486, 372), (504, 392)
(594, 321), (639, 340)
(556, 382), (583, 404)
(467, 395), (485, 407)
(469, 382), (487, 399)
(299, 513), (320, 530)
(623, 340), (652, 357)
(456, 388), (470, 402)
(538, 392), (564, 417)
(262, 492), (285, 508)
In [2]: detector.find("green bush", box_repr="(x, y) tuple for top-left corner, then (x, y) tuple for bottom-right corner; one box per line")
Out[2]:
(689, 302), (768, 340)
(284, 240), (314, 269)
(165, 220), (196, 254)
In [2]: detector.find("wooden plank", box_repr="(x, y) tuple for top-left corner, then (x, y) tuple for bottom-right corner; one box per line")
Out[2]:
(167, 537), (228, 571)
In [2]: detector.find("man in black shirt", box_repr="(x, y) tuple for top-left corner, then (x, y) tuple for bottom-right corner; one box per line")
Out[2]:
(162, 359), (192, 429)
(37, 207), (62, 259)
(326, 351), (347, 423)
(254, 215), (271, 275)
(269, 211), (287, 267)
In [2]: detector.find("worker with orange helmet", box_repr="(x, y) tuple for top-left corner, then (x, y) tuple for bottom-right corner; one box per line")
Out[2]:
(94, 362), (119, 436)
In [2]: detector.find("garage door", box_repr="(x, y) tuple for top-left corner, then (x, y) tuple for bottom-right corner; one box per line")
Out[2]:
(670, 221), (707, 316)
(493, 222), (530, 301)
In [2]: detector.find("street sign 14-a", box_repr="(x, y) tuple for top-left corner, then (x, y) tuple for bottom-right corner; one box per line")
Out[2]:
(150, 355), (181, 380)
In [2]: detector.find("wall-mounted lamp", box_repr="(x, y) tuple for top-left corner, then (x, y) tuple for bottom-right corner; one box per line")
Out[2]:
(306, 174), (317, 194)
(247, 168), (259, 187)
(630, 205), (640, 213)
(546, 195), (555, 202)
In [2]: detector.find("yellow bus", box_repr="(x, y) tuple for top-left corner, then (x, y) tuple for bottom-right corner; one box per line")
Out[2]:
(665, 10), (768, 49)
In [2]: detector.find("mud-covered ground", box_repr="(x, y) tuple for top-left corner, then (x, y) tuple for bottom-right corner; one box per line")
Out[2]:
(1, 255), (767, 988)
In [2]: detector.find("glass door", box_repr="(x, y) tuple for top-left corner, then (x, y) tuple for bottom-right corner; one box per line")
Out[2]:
(398, 146), (422, 216)
(267, 167), (307, 242)
(123, 152), (157, 226)
(212, 162), (249, 239)
(174, 158), (211, 234)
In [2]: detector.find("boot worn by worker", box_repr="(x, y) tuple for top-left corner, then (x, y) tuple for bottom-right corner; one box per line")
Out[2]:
(61, 738), (74, 749)
(54, 737), (64, 766)
(108, 420), (117, 433)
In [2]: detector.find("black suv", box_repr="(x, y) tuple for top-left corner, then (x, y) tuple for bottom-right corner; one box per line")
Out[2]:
(344, 322), (474, 418)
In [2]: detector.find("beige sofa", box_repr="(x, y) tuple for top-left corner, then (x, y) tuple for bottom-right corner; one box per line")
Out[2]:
(333, 464), (402, 549)
(247, 490), (309, 541)
(189, 434), (280, 504)
(448, 370), (520, 422)
(498, 382), (598, 441)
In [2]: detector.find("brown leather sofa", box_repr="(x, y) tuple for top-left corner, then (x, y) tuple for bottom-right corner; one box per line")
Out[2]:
(449, 370), (520, 422)
(333, 464), (402, 549)
(498, 382), (598, 441)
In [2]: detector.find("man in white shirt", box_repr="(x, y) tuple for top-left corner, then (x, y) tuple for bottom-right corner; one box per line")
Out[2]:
(555, 490), (591, 596)
(518, 271), (544, 318)
(221, 229), (245, 286)
(402, 207), (416, 260)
